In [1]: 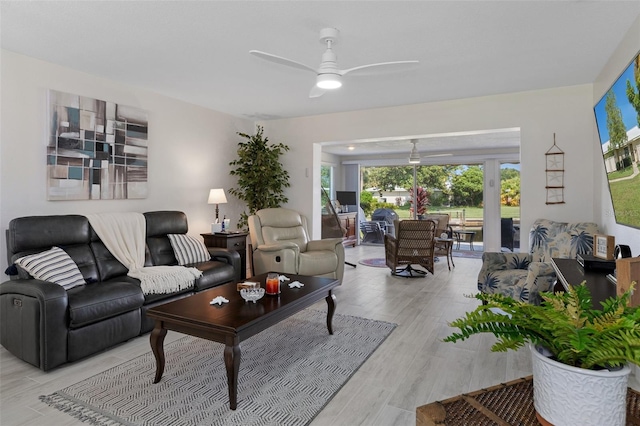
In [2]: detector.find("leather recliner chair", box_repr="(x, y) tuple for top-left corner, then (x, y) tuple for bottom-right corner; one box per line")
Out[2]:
(248, 208), (345, 282)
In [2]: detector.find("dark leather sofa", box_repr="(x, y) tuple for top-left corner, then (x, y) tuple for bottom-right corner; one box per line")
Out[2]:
(0, 211), (241, 371)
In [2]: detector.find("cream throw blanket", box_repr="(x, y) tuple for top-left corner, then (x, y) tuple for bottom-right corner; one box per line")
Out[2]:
(86, 212), (202, 295)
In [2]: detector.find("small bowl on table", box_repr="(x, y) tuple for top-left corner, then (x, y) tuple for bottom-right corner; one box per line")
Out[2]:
(240, 287), (265, 303)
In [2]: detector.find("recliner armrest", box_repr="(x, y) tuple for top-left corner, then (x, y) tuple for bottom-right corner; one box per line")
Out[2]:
(0, 278), (69, 370)
(207, 247), (240, 265)
(307, 238), (343, 251)
(0, 278), (68, 300)
(256, 242), (300, 253)
(206, 247), (241, 280)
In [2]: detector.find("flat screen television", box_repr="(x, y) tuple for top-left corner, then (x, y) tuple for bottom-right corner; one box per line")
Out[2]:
(593, 49), (640, 229)
(336, 191), (357, 206)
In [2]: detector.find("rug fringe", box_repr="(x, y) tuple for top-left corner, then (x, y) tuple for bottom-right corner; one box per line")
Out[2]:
(39, 394), (126, 426)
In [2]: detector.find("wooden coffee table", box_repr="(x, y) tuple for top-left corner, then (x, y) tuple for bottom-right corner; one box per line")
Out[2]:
(146, 273), (340, 410)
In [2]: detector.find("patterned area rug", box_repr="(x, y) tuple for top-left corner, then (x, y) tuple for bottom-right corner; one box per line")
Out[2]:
(40, 309), (396, 426)
(358, 258), (387, 267)
(359, 252), (483, 267)
(452, 250), (484, 259)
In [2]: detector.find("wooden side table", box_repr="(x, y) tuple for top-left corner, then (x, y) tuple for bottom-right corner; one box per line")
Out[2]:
(201, 232), (248, 280)
(434, 238), (455, 270)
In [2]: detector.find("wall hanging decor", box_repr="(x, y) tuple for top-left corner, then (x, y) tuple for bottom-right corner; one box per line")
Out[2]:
(545, 133), (565, 205)
(47, 90), (148, 200)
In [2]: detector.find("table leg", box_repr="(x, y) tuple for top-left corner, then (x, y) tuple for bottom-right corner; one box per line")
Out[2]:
(224, 342), (241, 410)
(449, 242), (455, 268)
(326, 290), (336, 335)
(469, 233), (475, 251)
(150, 322), (167, 384)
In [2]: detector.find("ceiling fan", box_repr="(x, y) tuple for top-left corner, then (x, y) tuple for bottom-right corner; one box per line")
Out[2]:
(408, 140), (453, 164)
(249, 27), (419, 98)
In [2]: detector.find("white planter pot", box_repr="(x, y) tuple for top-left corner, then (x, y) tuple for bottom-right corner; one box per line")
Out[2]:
(531, 344), (630, 426)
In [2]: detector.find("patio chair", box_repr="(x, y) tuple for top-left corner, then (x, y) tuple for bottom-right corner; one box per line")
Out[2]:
(501, 218), (515, 251)
(360, 221), (385, 244)
(384, 219), (436, 277)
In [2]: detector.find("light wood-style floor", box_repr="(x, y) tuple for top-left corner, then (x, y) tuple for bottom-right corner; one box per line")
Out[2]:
(2, 245), (638, 425)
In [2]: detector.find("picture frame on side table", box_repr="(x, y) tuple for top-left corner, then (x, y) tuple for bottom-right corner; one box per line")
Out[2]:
(594, 234), (615, 260)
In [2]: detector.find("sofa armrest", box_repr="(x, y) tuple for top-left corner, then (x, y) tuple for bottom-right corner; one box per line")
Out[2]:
(523, 261), (557, 305)
(481, 252), (532, 273)
(307, 238), (343, 252)
(477, 252), (533, 293)
(0, 279), (69, 370)
(206, 247), (241, 281)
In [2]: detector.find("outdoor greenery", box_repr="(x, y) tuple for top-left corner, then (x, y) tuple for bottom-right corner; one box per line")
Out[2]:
(609, 173), (640, 228)
(363, 165), (454, 197)
(229, 125), (290, 229)
(444, 284), (640, 370)
(608, 166), (634, 180)
(626, 55), (640, 127)
(359, 164), (520, 220)
(451, 165), (484, 206)
(605, 89), (628, 166)
(392, 205), (520, 220)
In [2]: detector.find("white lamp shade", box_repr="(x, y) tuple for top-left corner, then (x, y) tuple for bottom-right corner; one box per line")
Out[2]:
(208, 188), (227, 204)
(316, 73), (342, 89)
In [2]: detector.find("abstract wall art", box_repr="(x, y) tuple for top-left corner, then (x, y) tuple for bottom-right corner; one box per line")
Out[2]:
(47, 90), (148, 200)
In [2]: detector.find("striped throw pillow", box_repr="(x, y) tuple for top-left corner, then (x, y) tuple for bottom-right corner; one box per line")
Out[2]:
(15, 246), (86, 290)
(168, 234), (210, 266)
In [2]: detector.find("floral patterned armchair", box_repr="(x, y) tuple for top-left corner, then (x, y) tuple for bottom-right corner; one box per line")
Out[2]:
(477, 219), (599, 304)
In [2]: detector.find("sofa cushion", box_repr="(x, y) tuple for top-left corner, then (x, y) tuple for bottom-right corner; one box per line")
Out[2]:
(529, 219), (599, 260)
(168, 234), (210, 265)
(15, 247), (86, 290)
(67, 281), (144, 329)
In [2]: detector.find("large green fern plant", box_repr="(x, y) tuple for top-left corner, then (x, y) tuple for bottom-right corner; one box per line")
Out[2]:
(444, 283), (640, 370)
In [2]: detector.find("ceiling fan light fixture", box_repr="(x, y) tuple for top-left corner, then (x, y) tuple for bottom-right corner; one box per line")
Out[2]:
(316, 73), (342, 89)
(408, 140), (421, 164)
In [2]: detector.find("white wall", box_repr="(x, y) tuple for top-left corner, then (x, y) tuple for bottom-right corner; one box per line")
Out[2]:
(259, 84), (596, 249)
(4, 10), (638, 270)
(0, 50), (254, 267)
(594, 15), (640, 253)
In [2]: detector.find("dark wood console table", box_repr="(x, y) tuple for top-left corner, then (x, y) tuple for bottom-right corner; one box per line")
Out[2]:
(338, 212), (357, 247)
(551, 258), (617, 307)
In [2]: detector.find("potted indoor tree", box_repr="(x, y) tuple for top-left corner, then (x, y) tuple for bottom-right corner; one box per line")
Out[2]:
(229, 125), (290, 229)
(444, 284), (640, 426)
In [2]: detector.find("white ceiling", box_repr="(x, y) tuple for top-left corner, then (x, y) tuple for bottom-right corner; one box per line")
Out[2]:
(2, 1), (640, 160)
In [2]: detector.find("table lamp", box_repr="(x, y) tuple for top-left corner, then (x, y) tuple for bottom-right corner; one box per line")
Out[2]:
(208, 188), (227, 223)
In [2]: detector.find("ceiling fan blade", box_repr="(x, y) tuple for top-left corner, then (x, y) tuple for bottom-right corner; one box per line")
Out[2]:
(249, 50), (317, 74)
(309, 85), (326, 98)
(340, 60), (419, 76)
(424, 153), (453, 158)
